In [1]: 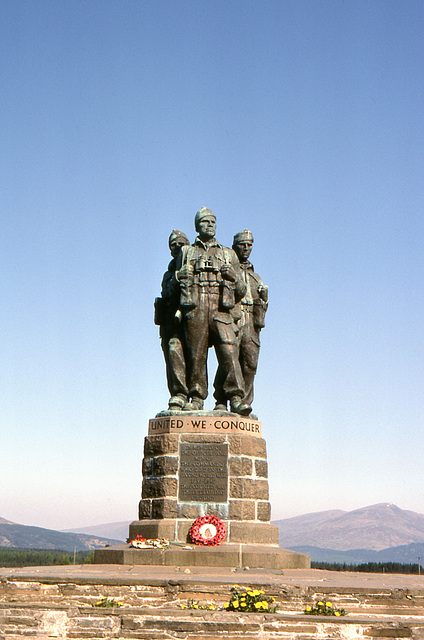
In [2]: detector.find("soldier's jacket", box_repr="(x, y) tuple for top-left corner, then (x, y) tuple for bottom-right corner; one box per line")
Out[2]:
(154, 258), (179, 330)
(239, 261), (268, 331)
(161, 259), (179, 301)
(174, 237), (246, 319)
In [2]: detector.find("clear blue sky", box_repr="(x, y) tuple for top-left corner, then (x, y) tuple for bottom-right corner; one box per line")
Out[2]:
(1, 0), (423, 530)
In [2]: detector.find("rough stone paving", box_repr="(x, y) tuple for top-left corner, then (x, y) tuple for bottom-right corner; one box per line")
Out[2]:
(1, 565), (424, 639)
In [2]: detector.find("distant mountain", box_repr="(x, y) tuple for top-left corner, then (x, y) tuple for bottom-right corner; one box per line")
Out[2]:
(65, 521), (130, 542)
(0, 522), (122, 552)
(273, 503), (424, 551)
(4, 502), (423, 558)
(288, 542), (424, 565)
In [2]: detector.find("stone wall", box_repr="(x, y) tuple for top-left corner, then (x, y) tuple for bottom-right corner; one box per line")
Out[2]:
(1, 575), (424, 639)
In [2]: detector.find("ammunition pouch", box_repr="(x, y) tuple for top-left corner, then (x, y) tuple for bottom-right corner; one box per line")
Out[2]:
(253, 298), (267, 329)
(221, 280), (236, 309)
(154, 297), (166, 326)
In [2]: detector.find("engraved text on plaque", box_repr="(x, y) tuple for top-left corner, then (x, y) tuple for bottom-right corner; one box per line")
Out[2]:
(178, 442), (228, 503)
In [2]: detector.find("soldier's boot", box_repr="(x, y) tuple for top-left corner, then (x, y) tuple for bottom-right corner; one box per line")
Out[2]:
(230, 396), (252, 416)
(214, 402), (228, 411)
(183, 398), (204, 411)
(168, 394), (187, 410)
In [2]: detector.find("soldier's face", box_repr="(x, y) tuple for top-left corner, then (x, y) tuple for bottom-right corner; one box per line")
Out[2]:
(196, 216), (216, 240)
(235, 241), (252, 262)
(170, 239), (188, 258)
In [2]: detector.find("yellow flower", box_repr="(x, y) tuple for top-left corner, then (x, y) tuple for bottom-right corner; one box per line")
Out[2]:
(180, 605), (186, 609)
(209, 604), (214, 610)
(305, 606), (312, 611)
(261, 601), (269, 609)
(233, 601), (239, 608)
(241, 602), (247, 607)
(335, 611), (340, 616)
(326, 602), (332, 608)
(223, 602), (229, 609)
(247, 591), (255, 596)
(254, 602), (262, 609)
(317, 601), (324, 606)
(193, 604), (199, 609)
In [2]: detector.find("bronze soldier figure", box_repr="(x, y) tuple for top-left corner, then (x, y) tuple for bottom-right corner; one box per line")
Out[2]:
(214, 229), (268, 412)
(154, 230), (190, 410)
(174, 208), (251, 415)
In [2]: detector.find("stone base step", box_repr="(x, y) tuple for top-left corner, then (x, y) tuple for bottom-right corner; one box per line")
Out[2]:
(128, 518), (281, 545)
(94, 543), (310, 569)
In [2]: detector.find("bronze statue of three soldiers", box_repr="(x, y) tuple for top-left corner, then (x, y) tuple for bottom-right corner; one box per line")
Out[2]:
(155, 207), (268, 416)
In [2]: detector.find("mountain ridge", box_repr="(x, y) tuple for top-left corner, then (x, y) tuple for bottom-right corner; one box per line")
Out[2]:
(274, 503), (424, 551)
(64, 521), (129, 542)
(0, 522), (123, 552)
(3, 503), (424, 558)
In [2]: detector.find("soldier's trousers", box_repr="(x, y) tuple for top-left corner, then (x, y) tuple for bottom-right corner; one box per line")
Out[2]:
(238, 317), (260, 406)
(161, 325), (188, 400)
(214, 313), (260, 407)
(183, 292), (245, 402)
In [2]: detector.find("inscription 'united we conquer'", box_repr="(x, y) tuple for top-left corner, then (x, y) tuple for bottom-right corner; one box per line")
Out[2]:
(149, 415), (261, 437)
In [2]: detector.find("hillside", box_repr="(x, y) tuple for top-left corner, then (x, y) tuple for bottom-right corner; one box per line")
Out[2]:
(273, 503), (424, 551)
(65, 521), (130, 541)
(0, 523), (122, 552)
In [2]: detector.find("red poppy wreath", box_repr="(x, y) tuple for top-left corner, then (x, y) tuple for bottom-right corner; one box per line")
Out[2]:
(188, 515), (226, 546)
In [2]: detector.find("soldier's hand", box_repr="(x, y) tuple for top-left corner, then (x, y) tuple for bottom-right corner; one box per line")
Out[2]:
(178, 264), (194, 280)
(221, 264), (236, 282)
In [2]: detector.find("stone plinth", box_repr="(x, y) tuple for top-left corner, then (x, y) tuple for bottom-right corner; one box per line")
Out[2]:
(94, 414), (310, 569)
(133, 429), (274, 544)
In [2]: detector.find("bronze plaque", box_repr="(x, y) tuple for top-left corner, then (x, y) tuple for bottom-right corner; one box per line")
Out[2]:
(178, 442), (228, 503)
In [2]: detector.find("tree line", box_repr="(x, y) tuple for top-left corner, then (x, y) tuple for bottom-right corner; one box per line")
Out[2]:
(312, 561), (422, 574)
(0, 548), (95, 567)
